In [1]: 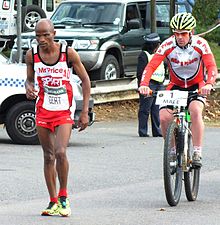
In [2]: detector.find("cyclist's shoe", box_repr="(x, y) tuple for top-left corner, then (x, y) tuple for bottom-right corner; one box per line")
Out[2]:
(41, 202), (59, 216)
(58, 196), (71, 217)
(192, 151), (202, 167)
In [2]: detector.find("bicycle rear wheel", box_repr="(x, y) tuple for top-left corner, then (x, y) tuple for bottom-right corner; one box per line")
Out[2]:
(184, 124), (200, 201)
(163, 121), (183, 206)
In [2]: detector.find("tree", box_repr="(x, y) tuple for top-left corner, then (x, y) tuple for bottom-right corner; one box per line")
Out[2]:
(192, 0), (220, 42)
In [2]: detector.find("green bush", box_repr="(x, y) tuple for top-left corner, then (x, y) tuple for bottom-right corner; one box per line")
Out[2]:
(193, 0), (220, 42)
(209, 42), (220, 68)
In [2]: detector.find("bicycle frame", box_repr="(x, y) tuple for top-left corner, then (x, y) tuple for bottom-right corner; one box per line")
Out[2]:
(173, 106), (192, 172)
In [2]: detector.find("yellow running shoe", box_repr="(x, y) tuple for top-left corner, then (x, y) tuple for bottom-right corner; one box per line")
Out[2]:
(58, 197), (71, 217)
(41, 202), (59, 216)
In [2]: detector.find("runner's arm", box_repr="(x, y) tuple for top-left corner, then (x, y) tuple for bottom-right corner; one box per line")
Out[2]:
(68, 47), (91, 131)
(25, 49), (37, 100)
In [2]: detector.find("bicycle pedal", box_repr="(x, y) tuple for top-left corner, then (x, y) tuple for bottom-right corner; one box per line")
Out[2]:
(192, 164), (202, 169)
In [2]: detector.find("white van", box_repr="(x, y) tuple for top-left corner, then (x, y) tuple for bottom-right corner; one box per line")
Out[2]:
(0, 0), (60, 45)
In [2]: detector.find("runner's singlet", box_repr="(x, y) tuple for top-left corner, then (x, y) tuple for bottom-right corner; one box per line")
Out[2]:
(33, 44), (73, 121)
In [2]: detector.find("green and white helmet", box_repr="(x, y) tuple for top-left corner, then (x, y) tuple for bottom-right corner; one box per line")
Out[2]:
(170, 12), (196, 31)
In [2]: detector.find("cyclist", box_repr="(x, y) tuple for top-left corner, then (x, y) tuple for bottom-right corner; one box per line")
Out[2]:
(139, 12), (218, 167)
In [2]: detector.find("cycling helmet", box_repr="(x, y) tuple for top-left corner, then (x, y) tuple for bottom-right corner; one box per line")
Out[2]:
(170, 12), (196, 31)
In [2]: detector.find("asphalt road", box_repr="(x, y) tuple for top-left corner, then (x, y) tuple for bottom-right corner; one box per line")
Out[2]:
(0, 120), (220, 225)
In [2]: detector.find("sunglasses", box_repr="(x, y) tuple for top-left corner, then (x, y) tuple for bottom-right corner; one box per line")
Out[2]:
(173, 30), (191, 37)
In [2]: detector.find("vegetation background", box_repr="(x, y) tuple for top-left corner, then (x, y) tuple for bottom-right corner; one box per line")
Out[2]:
(193, 0), (220, 67)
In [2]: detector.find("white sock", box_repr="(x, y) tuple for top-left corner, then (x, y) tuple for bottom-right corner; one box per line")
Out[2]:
(193, 146), (202, 156)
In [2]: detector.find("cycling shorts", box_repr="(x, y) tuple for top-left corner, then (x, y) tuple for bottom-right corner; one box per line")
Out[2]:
(36, 116), (74, 132)
(160, 84), (206, 110)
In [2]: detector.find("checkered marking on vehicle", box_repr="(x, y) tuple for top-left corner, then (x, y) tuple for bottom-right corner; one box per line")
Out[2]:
(0, 78), (25, 87)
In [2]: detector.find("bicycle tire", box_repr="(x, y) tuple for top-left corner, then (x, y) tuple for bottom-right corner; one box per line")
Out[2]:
(163, 121), (183, 206)
(184, 123), (200, 201)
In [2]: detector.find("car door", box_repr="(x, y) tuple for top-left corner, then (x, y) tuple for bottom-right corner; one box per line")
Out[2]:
(120, 3), (147, 75)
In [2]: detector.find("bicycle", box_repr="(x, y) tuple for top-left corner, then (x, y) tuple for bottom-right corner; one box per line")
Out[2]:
(155, 89), (201, 206)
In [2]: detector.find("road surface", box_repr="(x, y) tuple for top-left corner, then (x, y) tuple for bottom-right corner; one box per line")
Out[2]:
(0, 121), (220, 225)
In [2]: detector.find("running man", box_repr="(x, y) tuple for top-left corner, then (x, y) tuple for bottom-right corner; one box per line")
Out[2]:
(25, 18), (91, 216)
(139, 13), (217, 167)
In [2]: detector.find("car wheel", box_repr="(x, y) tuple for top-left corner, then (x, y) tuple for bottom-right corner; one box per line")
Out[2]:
(6, 101), (39, 145)
(22, 5), (47, 32)
(89, 55), (121, 81)
(100, 55), (120, 80)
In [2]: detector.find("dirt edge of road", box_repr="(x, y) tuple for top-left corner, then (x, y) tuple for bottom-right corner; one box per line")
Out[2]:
(93, 91), (220, 126)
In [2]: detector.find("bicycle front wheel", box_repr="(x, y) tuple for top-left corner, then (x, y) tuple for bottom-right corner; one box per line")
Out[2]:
(163, 121), (183, 206)
(184, 125), (200, 201)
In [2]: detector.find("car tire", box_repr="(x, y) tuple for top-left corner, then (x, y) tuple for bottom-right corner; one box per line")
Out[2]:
(90, 55), (120, 81)
(22, 5), (47, 32)
(6, 101), (39, 145)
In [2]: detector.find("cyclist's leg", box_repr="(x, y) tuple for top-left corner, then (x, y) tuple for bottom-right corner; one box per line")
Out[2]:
(188, 100), (204, 147)
(159, 107), (174, 138)
(188, 100), (204, 166)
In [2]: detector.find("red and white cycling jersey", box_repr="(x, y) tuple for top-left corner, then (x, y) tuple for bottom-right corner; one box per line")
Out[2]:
(140, 35), (217, 89)
(33, 44), (74, 122)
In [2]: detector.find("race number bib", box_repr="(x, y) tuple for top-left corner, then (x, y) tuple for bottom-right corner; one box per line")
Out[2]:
(155, 90), (188, 107)
(42, 85), (69, 111)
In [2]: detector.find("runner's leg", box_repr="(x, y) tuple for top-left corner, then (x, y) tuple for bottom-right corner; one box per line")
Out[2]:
(54, 123), (72, 190)
(37, 126), (57, 199)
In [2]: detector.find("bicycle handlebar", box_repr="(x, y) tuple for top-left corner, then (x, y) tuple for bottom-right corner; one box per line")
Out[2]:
(143, 88), (215, 97)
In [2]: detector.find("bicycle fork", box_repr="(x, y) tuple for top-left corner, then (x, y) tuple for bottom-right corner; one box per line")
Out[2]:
(176, 113), (190, 172)
(182, 119), (193, 172)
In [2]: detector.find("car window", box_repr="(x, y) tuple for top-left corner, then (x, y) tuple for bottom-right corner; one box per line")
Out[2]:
(145, 2), (189, 29)
(126, 4), (139, 21)
(137, 2), (147, 28)
(177, 3), (187, 13)
(156, 5), (170, 27)
(46, 0), (54, 12)
(14, 0), (43, 10)
(51, 2), (122, 25)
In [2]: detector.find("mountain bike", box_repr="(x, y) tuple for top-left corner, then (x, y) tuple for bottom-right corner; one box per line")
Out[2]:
(155, 90), (201, 206)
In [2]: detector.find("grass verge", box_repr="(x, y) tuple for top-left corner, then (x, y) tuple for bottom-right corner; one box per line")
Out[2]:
(209, 42), (220, 68)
